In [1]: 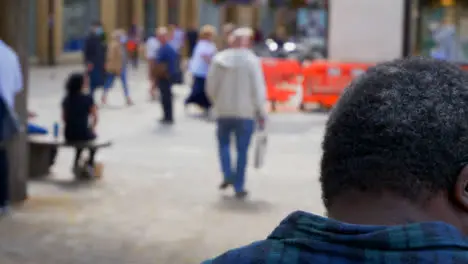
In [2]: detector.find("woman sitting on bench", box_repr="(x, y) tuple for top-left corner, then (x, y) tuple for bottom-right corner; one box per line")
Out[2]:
(62, 73), (99, 177)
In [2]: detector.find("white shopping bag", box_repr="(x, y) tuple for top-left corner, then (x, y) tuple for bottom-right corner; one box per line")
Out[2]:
(254, 129), (268, 169)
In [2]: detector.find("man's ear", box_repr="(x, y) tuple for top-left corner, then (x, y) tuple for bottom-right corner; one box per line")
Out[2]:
(453, 165), (468, 212)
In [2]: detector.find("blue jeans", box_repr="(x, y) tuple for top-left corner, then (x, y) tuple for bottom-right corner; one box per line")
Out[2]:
(217, 118), (255, 193)
(88, 66), (105, 97)
(104, 69), (129, 97)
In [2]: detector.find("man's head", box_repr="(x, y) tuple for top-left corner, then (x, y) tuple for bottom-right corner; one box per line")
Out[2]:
(156, 27), (169, 43)
(229, 27), (253, 48)
(320, 57), (468, 231)
(199, 25), (216, 41)
(92, 21), (103, 34)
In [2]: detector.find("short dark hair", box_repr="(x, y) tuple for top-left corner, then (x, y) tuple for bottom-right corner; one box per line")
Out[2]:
(65, 72), (84, 96)
(320, 57), (468, 208)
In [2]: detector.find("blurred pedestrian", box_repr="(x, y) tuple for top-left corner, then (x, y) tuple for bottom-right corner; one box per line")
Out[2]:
(154, 27), (179, 125)
(429, 18), (465, 62)
(186, 22), (199, 58)
(185, 25), (217, 115)
(168, 24), (185, 52)
(168, 24), (184, 84)
(222, 23), (235, 50)
(0, 39), (23, 215)
(271, 26), (288, 49)
(84, 21), (107, 97)
(146, 28), (160, 100)
(127, 20), (142, 69)
(206, 27), (267, 198)
(102, 30), (133, 106)
(253, 27), (263, 44)
(62, 73), (99, 178)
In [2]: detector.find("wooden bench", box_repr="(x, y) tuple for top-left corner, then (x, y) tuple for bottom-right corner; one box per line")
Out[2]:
(28, 135), (112, 179)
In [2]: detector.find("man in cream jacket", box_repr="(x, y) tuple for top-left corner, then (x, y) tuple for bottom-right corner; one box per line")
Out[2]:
(206, 27), (267, 198)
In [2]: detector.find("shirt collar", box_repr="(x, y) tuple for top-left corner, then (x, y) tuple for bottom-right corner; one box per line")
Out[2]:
(268, 211), (468, 250)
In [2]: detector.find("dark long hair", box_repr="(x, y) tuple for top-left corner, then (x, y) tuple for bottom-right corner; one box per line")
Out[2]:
(65, 72), (84, 97)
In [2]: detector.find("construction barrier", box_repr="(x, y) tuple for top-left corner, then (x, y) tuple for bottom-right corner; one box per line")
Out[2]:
(261, 58), (373, 111)
(261, 58), (302, 107)
(301, 60), (372, 109)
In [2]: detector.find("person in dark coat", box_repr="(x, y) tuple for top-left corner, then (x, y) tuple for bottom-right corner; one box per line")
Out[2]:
(84, 21), (107, 97)
(186, 23), (198, 58)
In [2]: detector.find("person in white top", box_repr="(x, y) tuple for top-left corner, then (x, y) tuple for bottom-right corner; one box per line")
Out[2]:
(146, 29), (160, 100)
(0, 39), (23, 214)
(185, 25), (217, 113)
(206, 27), (267, 199)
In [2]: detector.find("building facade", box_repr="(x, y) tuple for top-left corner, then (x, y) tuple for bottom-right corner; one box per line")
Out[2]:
(29, 0), (268, 65)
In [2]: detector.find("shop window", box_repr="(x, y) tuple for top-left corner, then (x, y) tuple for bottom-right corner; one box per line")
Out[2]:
(63, 0), (100, 52)
(297, 7), (327, 55)
(198, 1), (221, 32)
(418, 0), (468, 62)
(144, 0), (157, 38)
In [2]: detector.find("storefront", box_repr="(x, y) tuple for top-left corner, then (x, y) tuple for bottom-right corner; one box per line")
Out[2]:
(266, 0), (328, 57)
(415, 0), (468, 62)
(144, 0), (158, 37)
(62, 0), (100, 52)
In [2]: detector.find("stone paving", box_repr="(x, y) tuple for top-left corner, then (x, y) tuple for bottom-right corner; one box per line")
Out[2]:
(0, 64), (328, 263)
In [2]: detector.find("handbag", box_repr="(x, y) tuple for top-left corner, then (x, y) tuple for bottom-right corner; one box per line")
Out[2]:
(254, 127), (268, 169)
(152, 63), (169, 79)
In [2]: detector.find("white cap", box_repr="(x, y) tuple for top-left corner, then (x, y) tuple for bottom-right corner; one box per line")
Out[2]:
(231, 27), (253, 38)
(157, 27), (168, 35)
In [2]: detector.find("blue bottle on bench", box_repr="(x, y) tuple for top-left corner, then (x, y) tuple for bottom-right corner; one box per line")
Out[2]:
(53, 122), (59, 139)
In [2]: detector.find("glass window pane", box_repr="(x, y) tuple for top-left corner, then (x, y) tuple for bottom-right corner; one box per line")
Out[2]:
(144, 0), (157, 38)
(63, 0), (100, 52)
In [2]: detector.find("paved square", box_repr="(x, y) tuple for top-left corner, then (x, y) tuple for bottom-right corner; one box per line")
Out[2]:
(0, 64), (327, 263)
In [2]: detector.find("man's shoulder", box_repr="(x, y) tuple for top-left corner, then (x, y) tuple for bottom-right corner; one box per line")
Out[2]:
(161, 44), (176, 53)
(203, 240), (287, 264)
(0, 41), (19, 62)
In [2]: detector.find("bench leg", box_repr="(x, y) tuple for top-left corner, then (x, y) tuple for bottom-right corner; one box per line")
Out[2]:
(29, 144), (54, 178)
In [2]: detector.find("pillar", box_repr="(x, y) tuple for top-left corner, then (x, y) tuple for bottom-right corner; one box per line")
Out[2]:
(53, 0), (63, 60)
(189, 0), (200, 27)
(133, 0), (144, 27)
(116, 0), (132, 29)
(101, 0), (118, 34)
(237, 5), (254, 27)
(35, 0), (62, 65)
(0, 0), (30, 203)
(157, 0), (168, 26)
(179, 0), (189, 28)
(36, 0), (50, 64)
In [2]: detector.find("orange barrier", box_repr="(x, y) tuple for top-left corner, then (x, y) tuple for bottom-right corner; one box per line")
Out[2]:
(302, 61), (372, 109)
(261, 58), (301, 104)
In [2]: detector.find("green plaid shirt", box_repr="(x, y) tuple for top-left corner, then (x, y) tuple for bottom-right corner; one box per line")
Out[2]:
(203, 211), (468, 263)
